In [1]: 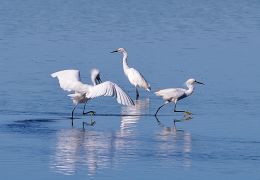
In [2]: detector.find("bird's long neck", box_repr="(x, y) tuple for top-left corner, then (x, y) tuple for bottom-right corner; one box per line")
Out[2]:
(122, 51), (130, 74)
(91, 77), (97, 86)
(185, 84), (194, 96)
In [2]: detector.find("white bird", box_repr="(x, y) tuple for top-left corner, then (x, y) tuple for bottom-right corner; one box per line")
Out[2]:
(154, 78), (204, 116)
(111, 48), (151, 100)
(51, 68), (135, 126)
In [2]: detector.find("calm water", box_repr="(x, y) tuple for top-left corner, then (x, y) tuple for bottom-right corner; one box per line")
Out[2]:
(1, 0), (260, 179)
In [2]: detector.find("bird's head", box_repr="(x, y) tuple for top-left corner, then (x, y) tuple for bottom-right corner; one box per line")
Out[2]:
(186, 78), (204, 86)
(110, 47), (126, 53)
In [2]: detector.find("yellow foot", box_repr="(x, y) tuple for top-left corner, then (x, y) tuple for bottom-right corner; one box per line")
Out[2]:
(89, 111), (96, 116)
(82, 120), (96, 128)
(90, 119), (96, 126)
(84, 111), (96, 116)
(184, 111), (192, 115)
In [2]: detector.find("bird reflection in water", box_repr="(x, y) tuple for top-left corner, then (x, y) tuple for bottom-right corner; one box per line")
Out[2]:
(155, 115), (192, 167)
(81, 131), (114, 176)
(50, 129), (115, 176)
(115, 99), (150, 151)
(120, 99), (150, 131)
(50, 129), (81, 175)
(50, 99), (150, 177)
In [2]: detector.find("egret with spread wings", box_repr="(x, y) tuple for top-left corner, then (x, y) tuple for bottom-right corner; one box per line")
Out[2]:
(154, 78), (204, 116)
(51, 68), (135, 125)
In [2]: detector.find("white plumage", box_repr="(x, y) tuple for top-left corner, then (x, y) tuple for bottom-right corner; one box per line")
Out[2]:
(51, 69), (135, 124)
(154, 78), (204, 116)
(111, 48), (151, 99)
(155, 88), (186, 102)
(51, 70), (89, 93)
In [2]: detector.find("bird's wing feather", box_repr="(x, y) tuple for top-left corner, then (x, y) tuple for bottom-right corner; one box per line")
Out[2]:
(128, 68), (150, 90)
(51, 69), (90, 93)
(86, 81), (135, 106)
(155, 88), (186, 100)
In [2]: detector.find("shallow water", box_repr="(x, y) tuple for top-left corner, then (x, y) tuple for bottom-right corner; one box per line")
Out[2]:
(1, 0), (260, 179)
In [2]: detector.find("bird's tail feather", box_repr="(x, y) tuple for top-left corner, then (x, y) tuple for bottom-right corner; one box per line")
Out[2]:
(51, 72), (58, 78)
(154, 90), (162, 96)
(146, 84), (151, 92)
(68, 93), (86, 104)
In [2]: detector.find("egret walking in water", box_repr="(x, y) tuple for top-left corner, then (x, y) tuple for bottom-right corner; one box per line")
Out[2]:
(111, 48), (151, 100)
(154, 78), (204, 116)
(51, 68), (135, 126)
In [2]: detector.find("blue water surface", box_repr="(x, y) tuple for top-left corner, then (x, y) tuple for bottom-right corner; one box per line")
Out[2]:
(0, 0), (260, 179)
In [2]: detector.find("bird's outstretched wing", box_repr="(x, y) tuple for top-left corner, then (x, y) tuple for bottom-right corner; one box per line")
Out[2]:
(86, 81), (135, 106)
(51, 69), (90, 93)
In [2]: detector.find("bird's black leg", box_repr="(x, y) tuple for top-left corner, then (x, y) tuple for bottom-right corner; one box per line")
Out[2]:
(83, 111), (96, 116)
(82, 102), (96, 115)
(71, 105), (78, 126)
(82, 102), (87, 114)
(82, 102), (86, 114)
(173, 103), (185, 113)
(136, 87), (139, 100)
(155, 102), (169, 116)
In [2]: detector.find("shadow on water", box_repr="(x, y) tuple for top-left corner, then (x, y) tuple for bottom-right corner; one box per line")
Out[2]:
(0, 110), (68, 117)
(4, 118), (58, 135)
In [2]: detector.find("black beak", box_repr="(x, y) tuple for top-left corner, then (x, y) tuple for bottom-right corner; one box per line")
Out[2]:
(195, 80), (205, 85)
(110, 50), (118, 53)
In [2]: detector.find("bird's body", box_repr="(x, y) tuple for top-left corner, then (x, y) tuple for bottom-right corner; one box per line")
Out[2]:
(154, 78), (204, 116)
(155, 88), (190, 103)
(125, 68), (149, 89)
(111, 48), (151, 99)
(51, 69), (134, 125)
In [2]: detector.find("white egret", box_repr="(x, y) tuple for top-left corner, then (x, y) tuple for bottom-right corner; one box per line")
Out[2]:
(111, 48), (151, 100)
(51, 68), (135, 126)
(154, 78), (204, 116)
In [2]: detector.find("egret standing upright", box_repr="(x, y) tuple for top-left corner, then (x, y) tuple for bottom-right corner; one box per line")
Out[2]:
(111, 48), (151, 100)
(154, 78), (204, 116)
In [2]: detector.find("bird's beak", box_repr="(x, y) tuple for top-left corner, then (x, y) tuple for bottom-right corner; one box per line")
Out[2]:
(110, 50), (118, 53)
(195, 81), (205, 85)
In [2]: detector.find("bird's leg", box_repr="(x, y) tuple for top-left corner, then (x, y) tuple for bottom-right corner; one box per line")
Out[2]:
(90, 118), (96, 126)
(135, 87), (139, 100)
(71, 104), (78, 126)
(82, 102), (87, 114)
(174, 103), (192, 115)
(174, 115), (193, 127)
(154, 115), (165, 128)
(83, 111), (96, 127)
(83, 110), (96, 116)
(155, 102), (169, 116)
(86, 111), (96, 126)
(173, 103), (186, 113)
(82, 102), (96, 115)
